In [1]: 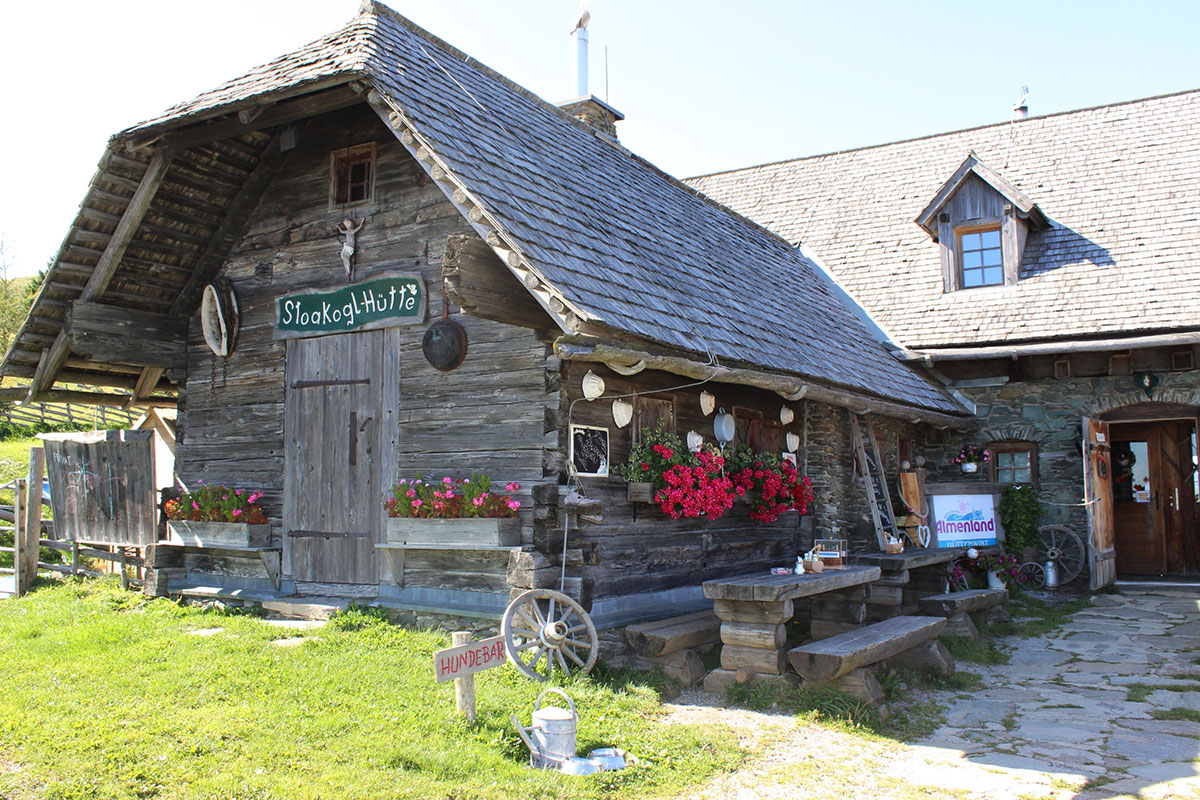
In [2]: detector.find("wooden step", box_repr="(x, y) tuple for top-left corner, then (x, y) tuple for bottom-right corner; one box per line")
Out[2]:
(625, 610), (720, 657)
(788, 615), (946, 682)
(918, 588), (1008, 617)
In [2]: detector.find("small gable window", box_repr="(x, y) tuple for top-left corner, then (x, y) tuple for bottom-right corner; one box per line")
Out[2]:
(958, 226), (1003, 288)
(329, 142), (376, 208)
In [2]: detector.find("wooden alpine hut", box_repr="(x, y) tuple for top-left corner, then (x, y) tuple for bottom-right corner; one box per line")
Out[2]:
(0, 2), (970, 632)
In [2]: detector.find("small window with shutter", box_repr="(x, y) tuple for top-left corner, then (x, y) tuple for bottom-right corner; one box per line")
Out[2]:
(329, 142), (376, 208)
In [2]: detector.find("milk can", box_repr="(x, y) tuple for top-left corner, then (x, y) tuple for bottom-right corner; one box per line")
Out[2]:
(511, 688), (578, 768)
(1045, 559), (1060, 589)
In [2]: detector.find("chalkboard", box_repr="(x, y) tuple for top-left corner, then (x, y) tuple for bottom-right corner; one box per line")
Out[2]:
(570, 425), (609, 477)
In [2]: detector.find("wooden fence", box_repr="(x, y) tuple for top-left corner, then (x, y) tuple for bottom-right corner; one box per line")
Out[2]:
(0, 401), (139, 431)
(0, 448), (145, 597)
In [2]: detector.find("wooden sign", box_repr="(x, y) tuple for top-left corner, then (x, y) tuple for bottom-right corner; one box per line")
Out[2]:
(434, 634), (507, 683)
(275, 272), (426, 338)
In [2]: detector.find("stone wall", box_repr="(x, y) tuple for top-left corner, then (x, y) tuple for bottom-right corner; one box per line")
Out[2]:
(918, 370), (1200, 534)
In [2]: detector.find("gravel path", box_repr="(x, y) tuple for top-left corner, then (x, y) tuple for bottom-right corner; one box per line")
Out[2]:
(662, 587), (1200, 800)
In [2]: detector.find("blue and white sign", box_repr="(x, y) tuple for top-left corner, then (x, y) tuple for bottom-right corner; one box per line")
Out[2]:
(930, 493), (1000, 548)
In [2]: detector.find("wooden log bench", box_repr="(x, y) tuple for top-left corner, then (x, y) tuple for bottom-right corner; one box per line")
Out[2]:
(624, 610), (721, 687)
(919, 587), (1009, 639)
(788, 615), (947, 704)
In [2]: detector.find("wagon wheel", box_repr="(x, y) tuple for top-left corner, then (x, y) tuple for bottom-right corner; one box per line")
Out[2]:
(1020, 561), (1047, 590)
(1036, 524), (1086, 584)
(502, 588), (598, 682)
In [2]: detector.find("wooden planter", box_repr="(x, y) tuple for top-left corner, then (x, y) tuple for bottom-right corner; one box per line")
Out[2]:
(385, 516), (520, 547)
(627, 482), (654, 503)
(167, 521), (271, 548)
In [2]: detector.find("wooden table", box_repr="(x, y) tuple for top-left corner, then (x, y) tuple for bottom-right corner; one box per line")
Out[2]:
(848, 546), (997, 621)
(701, 565), (881, 692)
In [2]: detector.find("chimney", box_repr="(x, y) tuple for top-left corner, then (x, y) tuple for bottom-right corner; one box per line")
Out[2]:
(1013, 85), (1030, 120)
(557, 4), (624, 139)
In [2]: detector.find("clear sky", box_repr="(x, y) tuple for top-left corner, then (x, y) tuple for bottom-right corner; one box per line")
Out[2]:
(0, 0), (1195, 277)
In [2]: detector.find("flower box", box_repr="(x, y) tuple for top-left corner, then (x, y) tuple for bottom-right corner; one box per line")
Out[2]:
(626, 482), (654, 503)
(167, 521), (271, 549)
(385, 517), (520, 547)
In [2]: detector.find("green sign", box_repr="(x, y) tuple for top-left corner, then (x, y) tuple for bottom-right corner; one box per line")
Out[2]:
(274, 273), (426, 338)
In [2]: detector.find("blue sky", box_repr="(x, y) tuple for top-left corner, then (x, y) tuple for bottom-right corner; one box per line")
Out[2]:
(0, 0), (1195, 277)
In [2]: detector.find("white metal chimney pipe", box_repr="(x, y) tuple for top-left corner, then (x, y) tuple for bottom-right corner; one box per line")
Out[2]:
(575, 26), (589, 97)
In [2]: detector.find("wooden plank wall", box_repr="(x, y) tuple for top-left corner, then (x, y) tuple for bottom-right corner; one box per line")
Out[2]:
(175, 104), (549, 590)
(43, 430), (157, 546)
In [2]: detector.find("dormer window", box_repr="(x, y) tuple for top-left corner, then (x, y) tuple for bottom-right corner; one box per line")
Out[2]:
(329, 142), (376, 208)
(916, 152), (1048, 293)
(958, 225), (1003, 287)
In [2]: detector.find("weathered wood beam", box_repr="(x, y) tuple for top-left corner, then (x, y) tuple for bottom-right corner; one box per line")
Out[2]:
(28, 149), (175, 401)
(65, 301), (187, 369)
(2, 386), (174, 408)
(442, 234), (551, 328)
(555, 336), (972, 429)
(171, 127), (296, 316)
(899, 329), (1200, 362)
(126, 85), (358, 152)
(127, 367), (166, 409)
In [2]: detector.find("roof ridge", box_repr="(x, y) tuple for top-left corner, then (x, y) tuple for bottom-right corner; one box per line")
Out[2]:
(688, 86), (1200, 181)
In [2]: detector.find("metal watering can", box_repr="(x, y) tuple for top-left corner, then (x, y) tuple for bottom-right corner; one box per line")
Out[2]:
(511, 688), (578, 769)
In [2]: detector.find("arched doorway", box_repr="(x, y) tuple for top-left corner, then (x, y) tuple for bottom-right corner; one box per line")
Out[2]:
(1101, 403), (1199, 577)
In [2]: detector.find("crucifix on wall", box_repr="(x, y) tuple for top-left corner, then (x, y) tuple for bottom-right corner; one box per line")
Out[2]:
(336, 215), (366, 278)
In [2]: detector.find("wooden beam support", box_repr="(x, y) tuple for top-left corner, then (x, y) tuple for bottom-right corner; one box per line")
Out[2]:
(555, 336), (972, 429)
(127, 367), (166, 409)
(442, 234), (551, 328)
(171, 127), (297, 316)
(65, 301), (187, 369)
(28, 149), (175, 401)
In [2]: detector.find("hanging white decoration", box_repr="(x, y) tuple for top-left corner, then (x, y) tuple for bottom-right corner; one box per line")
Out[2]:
(786, 432), (800, 453)
(686, 430), (704, 453)
(201, 282), (239, 357)
(611, 399), (633, 428)
(714, 408), (735, 444)
(582, 370), (606, 400)
(780, 406), (795, 425)
(699, 391), (716, 416)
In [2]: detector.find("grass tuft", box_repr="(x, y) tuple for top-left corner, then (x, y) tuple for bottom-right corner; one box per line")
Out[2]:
(987, 591), (1092, 638)
(1150, 707), (1200, 723)
(938, 634), (1009, 665)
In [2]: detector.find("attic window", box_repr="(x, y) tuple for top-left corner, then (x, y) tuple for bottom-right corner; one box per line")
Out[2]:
(329, 142), (376, 208)
(957, 225), (1003, 288)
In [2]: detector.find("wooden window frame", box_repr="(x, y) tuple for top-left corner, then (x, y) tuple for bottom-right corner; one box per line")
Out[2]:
(955, 222), (1004, 289)
(633, 394), (676, 444)
(1171, 349), (1195, 371)
(329, 142), (377, 209)
(989, 441), (1039, 487)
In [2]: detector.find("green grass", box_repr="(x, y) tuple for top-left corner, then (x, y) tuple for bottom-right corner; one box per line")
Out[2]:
(0, 579), (743, 800)
(938, 633), (1009, 665)
(725, 680), (883, 732)
(985, 591), (1092, 638)
(1126, 682), (1200, 702)
(1151, 708), (1200, 722)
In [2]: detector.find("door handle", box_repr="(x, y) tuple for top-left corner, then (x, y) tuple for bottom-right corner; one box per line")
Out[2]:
(350, 411), (358, 466)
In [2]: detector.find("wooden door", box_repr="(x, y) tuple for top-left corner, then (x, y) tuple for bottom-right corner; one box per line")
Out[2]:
(283, 329), (400, 586)
(1082, 417), (1115, 589)
(1109, 419), (1198, 576)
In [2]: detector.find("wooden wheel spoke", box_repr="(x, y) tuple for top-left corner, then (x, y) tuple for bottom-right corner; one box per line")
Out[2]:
(563, 636), (592, 649)
(566, 623), (589, 634)
(555, 649), (570, 674)
(511, 626), (539, 639)
(517, 609), (540, 631)
(529, 602), (547, 627)
(514, 639), (540, 652)
(562, 646), (586, 667)
(529, 645), (548, 672)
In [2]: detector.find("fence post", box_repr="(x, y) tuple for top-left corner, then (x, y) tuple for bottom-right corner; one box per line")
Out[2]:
(72, 539), (80, 578)
(24, 447), (44, 587)
(12, 479), (27, 596)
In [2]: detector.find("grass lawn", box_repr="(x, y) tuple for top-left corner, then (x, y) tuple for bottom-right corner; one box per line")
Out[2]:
(0, 579), (743, 800)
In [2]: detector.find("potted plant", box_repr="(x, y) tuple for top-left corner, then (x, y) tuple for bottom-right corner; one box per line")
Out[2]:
(725, 446), (814, 524)
(164, 483), (270, 548)
(951, 445), (990, 474)
(998, 484), (1042, 561)
(384, 474), (521, 546)
(618, 424), (693, 503)
(978, 553), (1025, 588)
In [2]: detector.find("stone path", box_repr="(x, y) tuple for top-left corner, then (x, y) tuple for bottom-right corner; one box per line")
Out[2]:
(666, 586), (1200, 799)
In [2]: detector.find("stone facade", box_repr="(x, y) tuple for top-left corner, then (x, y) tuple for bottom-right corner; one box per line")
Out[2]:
(920, 369), (1200, 534)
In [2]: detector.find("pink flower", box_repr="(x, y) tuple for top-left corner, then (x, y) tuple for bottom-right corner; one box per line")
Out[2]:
(412, 499), (423, 507)
(235, 489), (243, 496)
(406, 490), (416, 498)
(473, 496), (485, 507)
(232, 509), (243, 517)
(442, 477), (453, 485)
(507, 500), (521, 510)
(505, 482), (520, 492)
(192, 501), (200, 510)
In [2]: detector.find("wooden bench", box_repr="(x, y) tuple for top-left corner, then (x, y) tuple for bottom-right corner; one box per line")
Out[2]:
(788, 615), (947, 703)
(624, 611), (721, 687)
(919, 588), (1009, 639)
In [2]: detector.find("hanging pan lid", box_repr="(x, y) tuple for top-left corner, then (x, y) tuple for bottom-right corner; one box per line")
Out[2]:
(201, 282), (239, 357)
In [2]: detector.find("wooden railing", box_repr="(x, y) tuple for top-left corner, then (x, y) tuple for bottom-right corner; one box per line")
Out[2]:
(0, 401), (138, 431)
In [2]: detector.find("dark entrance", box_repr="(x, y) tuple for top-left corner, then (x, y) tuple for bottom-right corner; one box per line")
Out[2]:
(1107, 411), (1199, 577)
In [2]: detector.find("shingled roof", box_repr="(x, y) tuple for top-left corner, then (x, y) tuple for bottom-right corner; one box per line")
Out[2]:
(688, 90), (1200, 352)
(1, 2), (963, 417)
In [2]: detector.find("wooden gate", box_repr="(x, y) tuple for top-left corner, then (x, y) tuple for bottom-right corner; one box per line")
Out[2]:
(283, 329), (400, 586)
(42, 430), (157, 546)
(1082, 416), (1115, 589)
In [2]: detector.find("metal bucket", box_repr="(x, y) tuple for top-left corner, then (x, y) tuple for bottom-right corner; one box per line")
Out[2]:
(512, 688), (578, 768)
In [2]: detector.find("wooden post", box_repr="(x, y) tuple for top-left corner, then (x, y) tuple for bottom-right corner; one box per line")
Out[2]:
(72, 539), (80, 578)
(452, 631), (477, 722)
(12, 479), (30, 596)
(119, 547), (129, 589)
(24, 448), (44, 588)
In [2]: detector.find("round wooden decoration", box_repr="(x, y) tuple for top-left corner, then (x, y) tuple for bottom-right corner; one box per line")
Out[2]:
(422, 319), (468, 371)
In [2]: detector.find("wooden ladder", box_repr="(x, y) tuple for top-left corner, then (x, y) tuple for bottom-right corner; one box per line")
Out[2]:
(850, 414), (900, 550)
